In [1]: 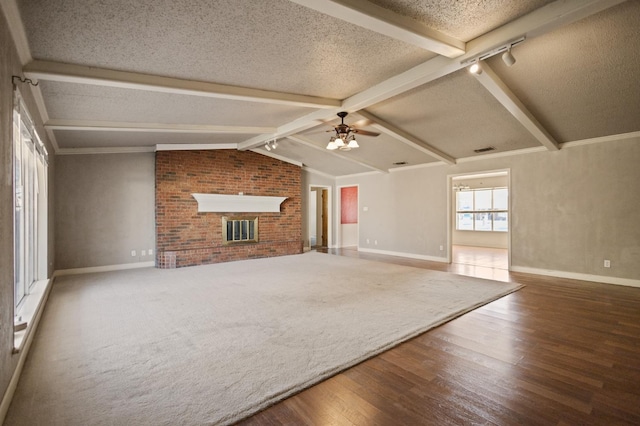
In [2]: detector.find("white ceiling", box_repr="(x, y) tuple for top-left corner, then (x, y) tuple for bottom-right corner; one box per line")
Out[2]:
(4, 0), (639, 177)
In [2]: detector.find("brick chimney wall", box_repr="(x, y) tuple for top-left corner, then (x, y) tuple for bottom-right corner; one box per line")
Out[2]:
(155, 150), (302, 268)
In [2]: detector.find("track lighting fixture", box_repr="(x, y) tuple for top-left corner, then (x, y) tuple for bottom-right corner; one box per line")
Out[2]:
(264, 139), (278, 151)
(461, 36), (524, 72)
(502, 46), (516, 67)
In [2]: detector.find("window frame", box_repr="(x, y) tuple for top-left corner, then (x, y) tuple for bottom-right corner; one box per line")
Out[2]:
(455, 187), (508, 232)
(13, 89), (48, 311)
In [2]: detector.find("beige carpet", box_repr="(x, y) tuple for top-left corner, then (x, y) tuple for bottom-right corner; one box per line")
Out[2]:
(5, 252), (522, 425)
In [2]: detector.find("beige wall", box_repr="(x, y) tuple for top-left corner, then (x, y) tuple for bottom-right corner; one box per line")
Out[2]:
(55, 153), (155, 270)
(337, 138), (640, 281)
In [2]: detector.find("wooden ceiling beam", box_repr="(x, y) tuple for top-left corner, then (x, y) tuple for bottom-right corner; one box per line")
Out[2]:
(23, 60), (341, 109)
(472, 63), (559, 151)
(240, 0), (624, 152)
(288, 0), (465, 58)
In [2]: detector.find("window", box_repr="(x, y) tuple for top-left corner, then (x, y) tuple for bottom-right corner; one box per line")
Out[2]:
(222, 217), (258, 244)
(456, 187), (508, 232)
(14, 90), (48, 309)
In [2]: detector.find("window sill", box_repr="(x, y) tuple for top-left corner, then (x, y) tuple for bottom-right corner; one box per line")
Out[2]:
(13, 278), (52, 354)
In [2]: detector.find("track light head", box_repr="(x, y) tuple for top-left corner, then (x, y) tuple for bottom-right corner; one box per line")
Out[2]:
(502, 47), (516, 67)
(469, 62), (482, 75)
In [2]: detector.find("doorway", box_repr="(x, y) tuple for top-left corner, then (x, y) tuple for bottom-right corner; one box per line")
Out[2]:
(448, 170), (510, 270)
(309, 186), (331, 248)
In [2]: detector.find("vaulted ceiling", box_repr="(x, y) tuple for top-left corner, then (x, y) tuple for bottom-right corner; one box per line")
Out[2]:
(3, 0), (639, 177)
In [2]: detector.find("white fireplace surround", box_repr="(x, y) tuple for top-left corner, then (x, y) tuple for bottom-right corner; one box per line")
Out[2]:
(192, 193), (287, 213)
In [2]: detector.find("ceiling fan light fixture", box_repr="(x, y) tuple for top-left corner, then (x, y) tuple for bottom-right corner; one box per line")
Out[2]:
(334, 137), (345, 147)
(347, 138), (359, 148)
(326, 141), (338, 150)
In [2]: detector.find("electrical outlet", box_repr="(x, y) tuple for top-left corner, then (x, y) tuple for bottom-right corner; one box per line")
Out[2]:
(141, 250), (146, 256)
(131, 250), (136, 257)
(439, 245), (444, 251)
(366, 239), (370, 244)
(374, 240), (378, 245)
(149, 248), (153, 256)
(604, 260), (611, 268)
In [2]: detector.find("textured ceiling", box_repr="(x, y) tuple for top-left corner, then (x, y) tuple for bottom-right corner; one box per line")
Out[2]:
(367, 0), (556, 41)
(53, 131), (254, 149)
(40, 81), (310, 126)
(485, 0), (640, 142)
(366, 69), (541, 158)
(18, 0), (434, 99)
(6, 0), (639, 177)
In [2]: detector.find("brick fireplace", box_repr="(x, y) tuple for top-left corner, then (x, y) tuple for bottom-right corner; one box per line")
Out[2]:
(155, 150), (302, 268)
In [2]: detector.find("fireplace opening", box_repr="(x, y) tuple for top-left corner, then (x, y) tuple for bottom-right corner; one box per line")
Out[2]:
(222, 216), (258, 244)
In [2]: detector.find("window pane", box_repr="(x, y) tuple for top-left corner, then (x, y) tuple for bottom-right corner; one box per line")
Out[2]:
(493, 188), (508, 210)
(457, 213), (474, 230)
(226, 221), (233, 241)
(456, 191), (473, 211)
(493, 212), (508, 232)
(475, 213), (492, 231)
(474, 190), (492, 211)
(241, 221), (248, 240)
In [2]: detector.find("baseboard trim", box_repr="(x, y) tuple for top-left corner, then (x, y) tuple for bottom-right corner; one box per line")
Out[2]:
(54, 261), (155, 277)
(510, 266), (640, 288)
(1, 278), (53, 424)
(358, 247), (448, 263)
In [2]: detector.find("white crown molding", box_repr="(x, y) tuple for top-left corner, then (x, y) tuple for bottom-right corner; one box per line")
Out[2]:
(155, 144), (237, 151)
(45, 119), (275, 134)
(56, 146), (156, 155)
(561, 130), (640, 148)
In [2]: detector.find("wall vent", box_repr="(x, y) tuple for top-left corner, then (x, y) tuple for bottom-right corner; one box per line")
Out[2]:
(473, 146), (496, 153)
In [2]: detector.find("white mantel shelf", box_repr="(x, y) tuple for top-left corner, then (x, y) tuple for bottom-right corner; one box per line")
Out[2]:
(192, 193), (287, 213)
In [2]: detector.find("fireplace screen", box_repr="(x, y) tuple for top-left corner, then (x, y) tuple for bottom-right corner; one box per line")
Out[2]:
(222, 216), (258, 244)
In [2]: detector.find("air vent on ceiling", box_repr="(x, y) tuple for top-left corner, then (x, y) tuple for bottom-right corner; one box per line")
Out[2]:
(473, 146), (495, 153)
(393, 161), (408, 165)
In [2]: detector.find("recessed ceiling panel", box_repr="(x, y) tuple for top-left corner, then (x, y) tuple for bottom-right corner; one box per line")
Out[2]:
(259, 138), (372, 177)
(19, 0), (434, 99)
(299, 122), (439, 171)
(485, 1), (640, 143)
(40, 81), (309, 126)
(367, 0), (555, 41)
(53, 130), (254, 149)
(367, 69), (541, 159)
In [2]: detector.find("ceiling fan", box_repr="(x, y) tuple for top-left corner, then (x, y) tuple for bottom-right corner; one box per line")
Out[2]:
(326, 111), (379, 151)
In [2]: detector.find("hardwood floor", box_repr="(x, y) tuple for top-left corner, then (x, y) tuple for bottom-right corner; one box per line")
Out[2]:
(238, 248), (640, 425)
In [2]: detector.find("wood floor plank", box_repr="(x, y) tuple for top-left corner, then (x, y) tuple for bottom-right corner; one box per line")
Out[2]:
(238, 248), (640, 425)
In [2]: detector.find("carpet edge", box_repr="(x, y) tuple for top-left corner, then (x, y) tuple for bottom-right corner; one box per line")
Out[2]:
(222, 283), (525, 425)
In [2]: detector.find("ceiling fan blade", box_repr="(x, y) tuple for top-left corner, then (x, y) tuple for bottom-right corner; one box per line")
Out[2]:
(352, 129), (380, 137)
(350, 118), (375, 128)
